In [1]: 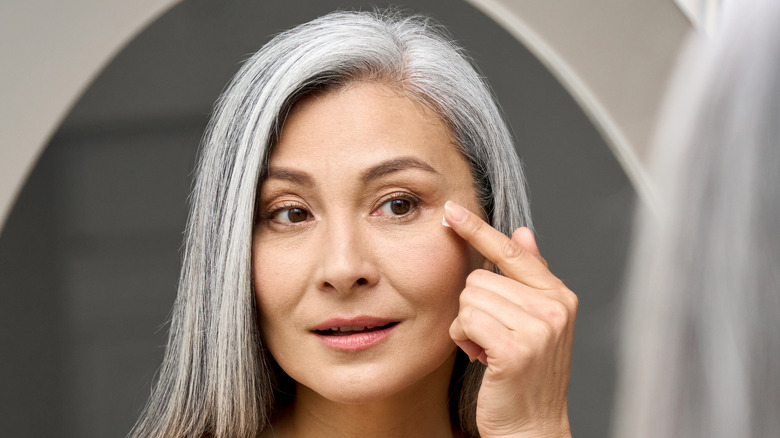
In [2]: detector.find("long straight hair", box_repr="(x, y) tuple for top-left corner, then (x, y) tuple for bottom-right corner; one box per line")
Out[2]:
(615, 1), (780, 436)
(131, 10), (531, 438)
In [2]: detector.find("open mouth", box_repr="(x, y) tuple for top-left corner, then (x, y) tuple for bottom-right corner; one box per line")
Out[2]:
(314, 322), (398, 336)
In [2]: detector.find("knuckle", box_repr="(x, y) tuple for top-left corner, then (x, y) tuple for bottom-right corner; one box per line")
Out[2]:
(565, 290), (579, 313)
(448, 320), (459, 338)
(458, 288), (474, 307)
(466, 268), (492, 286)
(544, 300), (570, 329)
(464, 214), (486, 238)
(530, 318), (555, 344)
(460, 306), (476, 324)
(500, 237), (524, 260)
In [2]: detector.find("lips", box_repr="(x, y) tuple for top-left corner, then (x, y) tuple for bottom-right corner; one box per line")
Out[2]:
(314, 322), (398, 336)
(312, 316), (397, 332)
(312, 316), (399, 351)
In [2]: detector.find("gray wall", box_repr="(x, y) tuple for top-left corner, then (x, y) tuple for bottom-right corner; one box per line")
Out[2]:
(0, 1), (633, 436)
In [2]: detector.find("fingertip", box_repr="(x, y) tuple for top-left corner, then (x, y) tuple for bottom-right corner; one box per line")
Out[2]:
(443, 200), (468, 225)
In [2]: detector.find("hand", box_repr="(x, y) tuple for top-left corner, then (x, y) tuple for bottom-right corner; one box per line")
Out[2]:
(444, 201), (577, 438)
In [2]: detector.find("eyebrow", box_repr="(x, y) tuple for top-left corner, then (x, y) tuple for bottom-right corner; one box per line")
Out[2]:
(265, 157), (440, 187)
(264, 167), (315, 187)
(361, 157), (440, 184)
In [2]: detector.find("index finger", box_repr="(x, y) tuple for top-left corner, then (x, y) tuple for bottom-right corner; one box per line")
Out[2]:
(443, 200), (558, 289)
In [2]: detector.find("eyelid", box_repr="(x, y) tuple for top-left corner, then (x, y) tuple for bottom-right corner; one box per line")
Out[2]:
(372, 191), (422, 218)
(262, 200), (313, 225)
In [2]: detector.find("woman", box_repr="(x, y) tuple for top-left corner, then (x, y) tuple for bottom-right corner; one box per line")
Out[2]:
(131, 10), (577, 438)
(615, 0), (780, 436)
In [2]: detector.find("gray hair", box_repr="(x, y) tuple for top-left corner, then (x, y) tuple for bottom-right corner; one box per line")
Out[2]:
(131, 9), (531, 438)
(614, 1), (780, 437)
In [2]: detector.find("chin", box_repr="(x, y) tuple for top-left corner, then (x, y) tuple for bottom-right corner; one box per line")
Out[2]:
(291, 347), (459, 406)
(307, 379), (401, 405)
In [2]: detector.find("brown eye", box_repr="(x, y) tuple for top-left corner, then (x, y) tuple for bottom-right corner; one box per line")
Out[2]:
(286, 208), (309, 223)
(375, 196), (416, 217)
(273, 207), (310, 224)
(389, 199), (411, 215)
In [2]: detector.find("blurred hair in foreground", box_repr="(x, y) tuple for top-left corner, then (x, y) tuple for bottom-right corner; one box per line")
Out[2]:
(615, 0), (780, 437)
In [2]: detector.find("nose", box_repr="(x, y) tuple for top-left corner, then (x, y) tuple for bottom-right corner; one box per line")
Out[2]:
(315, 218), (379, 294)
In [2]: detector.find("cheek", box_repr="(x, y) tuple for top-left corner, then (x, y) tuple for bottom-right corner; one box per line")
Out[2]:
(378, 227), (476, 317)
(251, 236), (307, 334)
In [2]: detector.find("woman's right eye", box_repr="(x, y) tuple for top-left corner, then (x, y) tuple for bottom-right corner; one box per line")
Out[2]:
(272, 207), (310, 224)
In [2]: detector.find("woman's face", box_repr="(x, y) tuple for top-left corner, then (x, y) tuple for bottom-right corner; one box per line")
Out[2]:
(253, 82), (484, 404)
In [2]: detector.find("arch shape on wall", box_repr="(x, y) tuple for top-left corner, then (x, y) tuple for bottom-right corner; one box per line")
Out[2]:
(0, 0), (690, 231)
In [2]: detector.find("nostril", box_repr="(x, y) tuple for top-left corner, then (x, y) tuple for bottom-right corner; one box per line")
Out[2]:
(356, 278), (367, 286)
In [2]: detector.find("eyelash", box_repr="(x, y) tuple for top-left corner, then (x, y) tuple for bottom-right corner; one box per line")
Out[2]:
(263, 201), (312, 226)
(371, 192), (422, 220)
(261, 191), (422, 227)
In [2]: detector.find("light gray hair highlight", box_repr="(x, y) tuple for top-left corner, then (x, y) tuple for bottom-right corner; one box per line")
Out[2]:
(615, 1), (780, 437)
(131, 9), (531, 438)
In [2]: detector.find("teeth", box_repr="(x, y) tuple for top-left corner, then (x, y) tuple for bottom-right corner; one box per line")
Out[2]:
(320, 324), (391, 334)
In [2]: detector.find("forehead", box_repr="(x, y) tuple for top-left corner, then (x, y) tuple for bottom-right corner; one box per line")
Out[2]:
(269, 82), (467, 173)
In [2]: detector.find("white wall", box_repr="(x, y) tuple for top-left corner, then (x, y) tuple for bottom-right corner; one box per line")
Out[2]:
(0, 0), (178, 230)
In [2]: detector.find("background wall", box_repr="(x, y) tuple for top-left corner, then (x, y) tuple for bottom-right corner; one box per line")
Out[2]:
(0, 1), (689, 436)
(0, 0), (691, 228)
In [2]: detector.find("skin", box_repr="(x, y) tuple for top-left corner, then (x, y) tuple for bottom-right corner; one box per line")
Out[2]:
(253, 82), (576, 437)
(445, 201), (576, 437)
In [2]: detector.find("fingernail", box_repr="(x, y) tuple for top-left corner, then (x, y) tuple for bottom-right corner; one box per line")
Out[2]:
(442, 214), (450, 227)
(444, 200), (467, 224)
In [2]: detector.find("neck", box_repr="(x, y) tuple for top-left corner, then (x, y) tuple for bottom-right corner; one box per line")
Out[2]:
(272, 354), (461, 438)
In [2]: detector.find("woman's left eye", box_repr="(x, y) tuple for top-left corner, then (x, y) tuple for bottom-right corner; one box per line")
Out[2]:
(374, 196), (418, 217)
(270, 206), (311, 224)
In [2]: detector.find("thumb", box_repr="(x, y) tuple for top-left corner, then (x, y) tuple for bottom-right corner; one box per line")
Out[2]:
(511, 227), (548, 268)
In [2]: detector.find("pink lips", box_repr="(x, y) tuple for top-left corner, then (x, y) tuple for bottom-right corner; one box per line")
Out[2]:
(312, 316), (398, 352)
